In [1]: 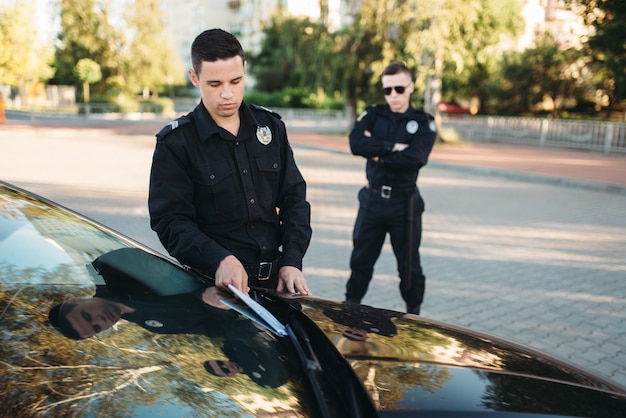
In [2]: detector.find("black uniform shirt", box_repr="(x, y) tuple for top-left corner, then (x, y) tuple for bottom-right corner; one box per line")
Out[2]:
(349, 104), (437, 189)
(148, 101), (311, 276)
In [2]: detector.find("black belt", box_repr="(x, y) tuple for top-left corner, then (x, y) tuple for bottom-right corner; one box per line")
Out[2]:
(242, 259), (279, 281)
(368, 184), (416, 199)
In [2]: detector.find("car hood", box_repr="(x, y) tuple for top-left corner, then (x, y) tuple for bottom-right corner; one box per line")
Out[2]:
(2, 180), (626, 417)
(296, 297), (626, 416)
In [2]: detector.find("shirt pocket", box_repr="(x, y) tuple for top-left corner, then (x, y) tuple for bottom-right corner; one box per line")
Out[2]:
(254, 155), (280, 207)
(371, 117), (389, 140)
(193, 160), (242, 219)
(193, 159), (233, 186)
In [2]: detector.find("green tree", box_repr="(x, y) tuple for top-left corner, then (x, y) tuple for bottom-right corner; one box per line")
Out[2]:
(250, 0), (522, 118)
(52, 0), (125, 98)
(124, 0), (185, 99)
(496, 32), (588, 116)
(338, 0), (411, 117)
(338, 0), (523, 117)
(0, 0), (54, 100)
(250, 13), (332, 90)
(74, 58), (102, 103)
(575, 0), (626, 108)
(404, 0), (523, 115)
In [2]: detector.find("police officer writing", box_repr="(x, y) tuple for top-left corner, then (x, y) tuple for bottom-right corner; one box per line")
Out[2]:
(149, 29), (312, 295)
(345, 62), (436, 315)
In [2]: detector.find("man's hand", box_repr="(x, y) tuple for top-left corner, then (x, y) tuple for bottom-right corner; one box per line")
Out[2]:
(215, 255), (249, 293)
(392, 143), (408, 152)
(277, 266), (310, 295)
(373, 143), (406, 162)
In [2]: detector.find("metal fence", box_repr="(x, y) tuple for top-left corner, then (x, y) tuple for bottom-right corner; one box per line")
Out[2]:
(276, 109), (626, 154)
(8, 102), (626, 154)
(440, 115), (626, 154)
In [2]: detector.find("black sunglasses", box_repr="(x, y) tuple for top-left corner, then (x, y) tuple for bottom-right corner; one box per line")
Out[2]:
(383, 84), (411, 95)
(215, 360), (231, 374)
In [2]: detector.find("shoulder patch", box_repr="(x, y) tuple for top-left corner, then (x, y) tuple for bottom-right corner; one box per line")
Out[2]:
(249, 103), (282, 120)
(156, 114), (192, 141)
(413, 110), (436, 132)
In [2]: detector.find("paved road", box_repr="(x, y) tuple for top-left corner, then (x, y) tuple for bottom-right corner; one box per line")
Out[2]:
(1, 118), (625, 390)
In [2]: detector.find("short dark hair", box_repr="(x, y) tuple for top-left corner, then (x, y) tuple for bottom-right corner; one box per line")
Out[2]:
(191, 28), (245, 74)
(382, 61), (412, 78)
(49, 302), (81, 340)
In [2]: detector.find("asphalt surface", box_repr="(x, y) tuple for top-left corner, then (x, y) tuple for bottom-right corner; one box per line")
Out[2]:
(1, 114), (625, 390)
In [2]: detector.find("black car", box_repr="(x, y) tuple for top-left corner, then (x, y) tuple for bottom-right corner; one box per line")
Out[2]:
(1, 180), (625, 417)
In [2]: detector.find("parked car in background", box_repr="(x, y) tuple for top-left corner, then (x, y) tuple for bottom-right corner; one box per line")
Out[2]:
(438, 100), (469, 115)
(2, 179), (626, 417)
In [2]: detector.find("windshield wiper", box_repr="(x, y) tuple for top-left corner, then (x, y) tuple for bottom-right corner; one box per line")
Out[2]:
(286, 320), (332, 418)
(223, 286), (377, 417)
(221, 286), (333, 416)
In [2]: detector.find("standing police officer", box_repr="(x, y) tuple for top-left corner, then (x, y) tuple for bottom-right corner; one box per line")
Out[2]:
(149, 29), (312, 296)
(345, 62), (436, 314)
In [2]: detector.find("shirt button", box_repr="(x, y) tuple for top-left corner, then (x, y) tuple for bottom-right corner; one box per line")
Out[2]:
(250, 198), (255, 204)
(242, 169), (248, 174)
(273, 163), (278, 169)
(209, 174), (215, 180)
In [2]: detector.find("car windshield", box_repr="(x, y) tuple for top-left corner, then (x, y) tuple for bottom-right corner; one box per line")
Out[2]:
(0, 183), (327, 416)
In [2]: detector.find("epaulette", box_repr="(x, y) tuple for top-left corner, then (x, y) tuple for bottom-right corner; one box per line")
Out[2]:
(156, 114), (192, 140)
(357, 104), (383, 121)
(249, 103), (282, 119)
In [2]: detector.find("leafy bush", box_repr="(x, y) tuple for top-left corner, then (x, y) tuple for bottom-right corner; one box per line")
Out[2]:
(244, 90), (290, 108)
(245, 87), (345, 110)
(138, 98), (175, 113)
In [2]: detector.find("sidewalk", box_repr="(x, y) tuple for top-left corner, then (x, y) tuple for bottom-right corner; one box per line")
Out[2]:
(287, 132), (626, 193)
(5, 115), (626, 192)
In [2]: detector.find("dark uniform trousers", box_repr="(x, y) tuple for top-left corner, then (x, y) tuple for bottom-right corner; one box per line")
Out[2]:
(346, 185), (425, 313)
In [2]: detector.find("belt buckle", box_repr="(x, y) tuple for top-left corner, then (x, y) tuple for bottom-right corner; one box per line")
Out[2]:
(381, 185), (392, 199)
(258, 261), (272, 281)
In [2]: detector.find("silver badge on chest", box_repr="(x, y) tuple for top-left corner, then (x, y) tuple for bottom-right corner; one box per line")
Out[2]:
(145, 319), (164, 328)
(406, 120), (419, 134)
(257, 126), (272, 145)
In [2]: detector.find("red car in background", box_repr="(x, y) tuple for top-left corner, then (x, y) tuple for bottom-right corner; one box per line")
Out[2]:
(438, 100), (470, 115)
